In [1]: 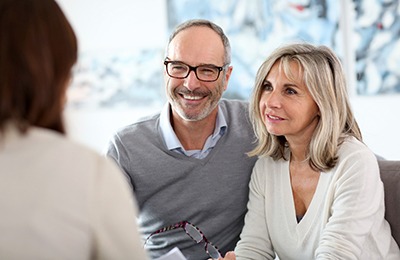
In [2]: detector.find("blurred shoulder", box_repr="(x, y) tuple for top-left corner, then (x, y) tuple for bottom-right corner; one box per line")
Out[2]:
(1, 126), (124, 184)
(31, 127), (101, 158)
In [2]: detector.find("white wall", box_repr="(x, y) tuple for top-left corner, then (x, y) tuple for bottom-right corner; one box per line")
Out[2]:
(351, 96), (399, 160)
(59, 0), (400, 160)
(57, 0), (167, 52)
(64, 106), (162, 153)
(59, 0), (167, 152)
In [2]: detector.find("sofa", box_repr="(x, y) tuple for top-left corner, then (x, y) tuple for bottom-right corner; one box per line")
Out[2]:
(378, 160), (400, 248)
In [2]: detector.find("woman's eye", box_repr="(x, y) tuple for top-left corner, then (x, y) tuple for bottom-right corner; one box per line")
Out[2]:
(262, 82), (272, 91)
(286, 88), (297, 95)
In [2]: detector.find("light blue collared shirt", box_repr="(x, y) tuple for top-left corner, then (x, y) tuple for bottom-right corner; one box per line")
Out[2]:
(159, 103), (227, 159)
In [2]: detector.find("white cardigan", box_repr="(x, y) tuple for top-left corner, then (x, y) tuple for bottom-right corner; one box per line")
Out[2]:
(235, 137), (400, 259)
(0, 126), (148, 260)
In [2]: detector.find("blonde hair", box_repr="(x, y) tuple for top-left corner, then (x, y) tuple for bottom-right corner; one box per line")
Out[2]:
(248, 43), (362, 171)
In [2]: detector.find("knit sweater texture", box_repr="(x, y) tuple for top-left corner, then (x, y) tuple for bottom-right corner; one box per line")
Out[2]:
(107, 99), (258, 259)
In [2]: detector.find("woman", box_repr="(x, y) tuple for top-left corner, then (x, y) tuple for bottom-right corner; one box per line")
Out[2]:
(0, 0), (148, 259)
(220, 43), (400, 259)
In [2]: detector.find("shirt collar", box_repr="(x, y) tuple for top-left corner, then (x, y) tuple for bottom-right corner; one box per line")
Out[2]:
(159, 102), (227, 151)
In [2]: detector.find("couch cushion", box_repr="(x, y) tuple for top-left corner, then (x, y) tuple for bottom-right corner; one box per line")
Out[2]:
(378, 160), (400, 247)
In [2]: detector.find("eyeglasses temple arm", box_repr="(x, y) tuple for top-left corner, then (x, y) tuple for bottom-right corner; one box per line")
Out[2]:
(143, 221), (188, 246)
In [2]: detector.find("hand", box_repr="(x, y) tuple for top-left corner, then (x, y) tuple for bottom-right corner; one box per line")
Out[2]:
(209, 251), (236, 260)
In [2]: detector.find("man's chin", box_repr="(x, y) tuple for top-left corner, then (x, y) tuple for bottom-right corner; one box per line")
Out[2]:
(178, 109), (210, 122)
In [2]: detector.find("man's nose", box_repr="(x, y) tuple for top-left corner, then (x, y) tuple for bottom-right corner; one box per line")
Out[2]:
(183, 70), (201, 91)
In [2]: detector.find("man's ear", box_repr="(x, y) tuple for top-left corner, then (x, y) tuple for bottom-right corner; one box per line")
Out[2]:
(223, 65), (233, 91)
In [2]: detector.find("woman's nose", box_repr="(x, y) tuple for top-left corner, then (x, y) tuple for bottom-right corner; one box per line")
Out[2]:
(264, 91), (281, 109)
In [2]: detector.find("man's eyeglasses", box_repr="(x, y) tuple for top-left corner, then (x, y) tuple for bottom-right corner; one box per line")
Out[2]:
(164, 59), (227, 82)
(144, 220), (221, 259)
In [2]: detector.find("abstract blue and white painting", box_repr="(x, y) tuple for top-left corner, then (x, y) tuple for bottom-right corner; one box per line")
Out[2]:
(353, 0), (400, 95)
(167, 0), (342, 100)
(67, 0), (399, 109)
(68, 49), (165, 108)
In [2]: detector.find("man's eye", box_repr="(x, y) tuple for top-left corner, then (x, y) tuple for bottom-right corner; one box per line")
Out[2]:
(171, 65), (187, 71)
(198, 67), (217, 75)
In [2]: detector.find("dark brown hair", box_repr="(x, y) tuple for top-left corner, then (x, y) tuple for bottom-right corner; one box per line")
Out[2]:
(0, 0), (78, 134)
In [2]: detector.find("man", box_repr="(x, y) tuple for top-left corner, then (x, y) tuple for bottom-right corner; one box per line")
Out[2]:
(107, 19), (257, 260)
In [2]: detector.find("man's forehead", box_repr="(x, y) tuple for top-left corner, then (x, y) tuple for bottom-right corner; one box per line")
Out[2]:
(167, 27), (225, 64)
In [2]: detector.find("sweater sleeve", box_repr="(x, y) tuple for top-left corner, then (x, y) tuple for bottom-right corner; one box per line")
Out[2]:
(315, 144), (384, 259)
(90, 156), (149, 260)
(105, 133), (134, 190)
(235, 159), (275, 260)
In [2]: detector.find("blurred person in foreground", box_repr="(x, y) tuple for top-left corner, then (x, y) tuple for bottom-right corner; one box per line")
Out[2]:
(107, 19), (257, 259)
(0, 0), (148, 259)
(219, 43), (400, 259)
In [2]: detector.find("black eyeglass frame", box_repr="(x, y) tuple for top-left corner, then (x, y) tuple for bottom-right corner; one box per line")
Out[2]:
(164, 59), (228, 82)
(144, 220), (221, 259)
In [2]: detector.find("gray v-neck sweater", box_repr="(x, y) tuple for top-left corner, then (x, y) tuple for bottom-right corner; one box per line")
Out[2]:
(107, 99), (258, 260)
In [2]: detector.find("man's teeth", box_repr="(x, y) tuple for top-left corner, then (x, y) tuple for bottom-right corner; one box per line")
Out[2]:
(183, 94), (202, 100)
